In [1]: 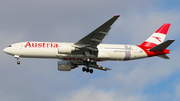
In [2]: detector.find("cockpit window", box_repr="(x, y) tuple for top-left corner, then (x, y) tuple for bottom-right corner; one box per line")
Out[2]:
(8, 45), (12, 47)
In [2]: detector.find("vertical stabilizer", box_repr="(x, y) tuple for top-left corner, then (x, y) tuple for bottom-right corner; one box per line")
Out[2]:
(140, 23), (171, 48)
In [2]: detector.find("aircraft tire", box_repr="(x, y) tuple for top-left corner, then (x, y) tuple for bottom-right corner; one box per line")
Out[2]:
(86, 68), (89, 73)
(17, 61), (20, 65)
(90, 69), (93, 74)
(82, 67), (86, 72)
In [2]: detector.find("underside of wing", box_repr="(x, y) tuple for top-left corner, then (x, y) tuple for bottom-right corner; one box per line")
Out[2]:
(83, 63), (111, 71)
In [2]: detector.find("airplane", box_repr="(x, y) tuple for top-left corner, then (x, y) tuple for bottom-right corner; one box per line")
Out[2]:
(3, 15), (175, 74)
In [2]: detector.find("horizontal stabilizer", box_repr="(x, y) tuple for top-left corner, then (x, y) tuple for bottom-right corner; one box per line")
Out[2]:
(150, 39), (175, 51)
(157, 54), (170, 59)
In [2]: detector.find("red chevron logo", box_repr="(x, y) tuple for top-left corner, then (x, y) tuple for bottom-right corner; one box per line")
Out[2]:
(152, 36), (162, 42)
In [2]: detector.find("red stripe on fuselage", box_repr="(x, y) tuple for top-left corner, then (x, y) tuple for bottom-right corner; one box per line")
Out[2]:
(140, 42), (157, 49)
(137, 45), (170, 57)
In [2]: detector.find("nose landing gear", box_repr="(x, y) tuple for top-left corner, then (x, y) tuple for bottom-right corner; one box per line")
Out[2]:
(14, 55), (20, 65)
(17, 61), (20, 65)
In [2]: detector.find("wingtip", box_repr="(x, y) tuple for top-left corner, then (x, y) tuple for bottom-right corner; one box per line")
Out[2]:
(114, 15), (120, 17)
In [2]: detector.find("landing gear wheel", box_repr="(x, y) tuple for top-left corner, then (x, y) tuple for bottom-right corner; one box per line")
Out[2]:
(82, 67), (93, 74)
(82, 67), (86, 72)
(17, 61), (20, 65)
(86, 68), (90, 73)
(90, 69), (93, 74)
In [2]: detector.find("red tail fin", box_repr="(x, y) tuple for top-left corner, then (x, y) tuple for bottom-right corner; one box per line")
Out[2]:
(140, 23), (171, 49)
(155, 23), (170, 35)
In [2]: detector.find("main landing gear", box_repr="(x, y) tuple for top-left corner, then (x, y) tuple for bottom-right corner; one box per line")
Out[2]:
(82, 67), (93, 74)
(83, 57), (95, 64)
(82, 57), (95, 74)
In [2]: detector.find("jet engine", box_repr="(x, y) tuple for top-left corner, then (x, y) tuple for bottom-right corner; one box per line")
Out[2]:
(58, 61), (77, 71)
(58, 44), (75, 54)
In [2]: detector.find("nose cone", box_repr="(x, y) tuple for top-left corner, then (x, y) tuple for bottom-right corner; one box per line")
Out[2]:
(3, 47), (11, 54)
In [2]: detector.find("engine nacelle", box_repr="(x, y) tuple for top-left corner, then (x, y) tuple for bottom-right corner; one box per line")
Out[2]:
(58, 43), (75, 54)
(58, 61), (76, 71)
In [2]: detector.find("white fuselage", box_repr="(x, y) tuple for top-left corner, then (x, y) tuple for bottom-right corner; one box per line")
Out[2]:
(4, 41), (148, 64)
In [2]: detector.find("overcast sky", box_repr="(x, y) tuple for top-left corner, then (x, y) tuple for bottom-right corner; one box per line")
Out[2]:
(1, 0), (180, 101)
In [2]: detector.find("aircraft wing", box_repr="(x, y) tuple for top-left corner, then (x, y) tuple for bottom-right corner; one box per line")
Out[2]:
(73, 15), (119, 71)
(74, 15), (120, 49)
(84, 63), (111, 71)
(73, 15), (120, 57)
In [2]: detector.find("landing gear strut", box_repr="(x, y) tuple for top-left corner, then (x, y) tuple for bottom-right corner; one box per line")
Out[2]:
(83, 57), (96, 64)
(14, 55), (20, 65)
(82, 57), (96, 74)
(83, 58), (90, 63)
